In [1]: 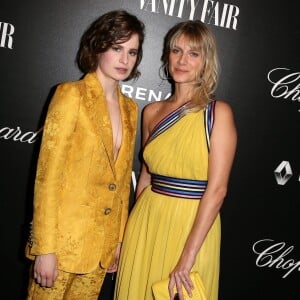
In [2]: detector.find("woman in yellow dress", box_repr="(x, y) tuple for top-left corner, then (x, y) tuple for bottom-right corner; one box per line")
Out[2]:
(114, 20), (237, 300)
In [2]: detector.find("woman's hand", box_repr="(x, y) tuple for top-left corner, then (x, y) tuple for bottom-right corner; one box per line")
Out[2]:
(34, 253), (58, 288)
(107, 243), (122, 273)
(168, 253), (196, 300)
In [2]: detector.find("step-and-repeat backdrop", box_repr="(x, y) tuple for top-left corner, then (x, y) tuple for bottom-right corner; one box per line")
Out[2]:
(1, 1), (299, 299)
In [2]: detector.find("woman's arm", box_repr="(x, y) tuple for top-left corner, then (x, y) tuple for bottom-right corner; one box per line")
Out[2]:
(31, 83), (80, 287)
(135, 162), (151, 200)
(169, 100), (237, 299)
(135, 103), (156, 200)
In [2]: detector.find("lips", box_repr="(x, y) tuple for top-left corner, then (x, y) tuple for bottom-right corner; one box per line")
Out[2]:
(174, 68), (188, 73)
(116, 67), (128, 74)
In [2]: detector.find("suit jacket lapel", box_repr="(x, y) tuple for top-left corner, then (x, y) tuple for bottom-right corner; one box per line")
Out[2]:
(83, 72), (116, 177)
(115, 88), (131, 176)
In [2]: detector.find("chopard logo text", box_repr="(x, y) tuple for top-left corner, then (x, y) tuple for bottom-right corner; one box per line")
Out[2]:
(268, 68), (300, 111)
(0, 125), (42, 144)
(253, 239), (300, 278)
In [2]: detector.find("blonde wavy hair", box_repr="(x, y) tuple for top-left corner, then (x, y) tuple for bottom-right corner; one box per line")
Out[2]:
(161, 20), (219, 112)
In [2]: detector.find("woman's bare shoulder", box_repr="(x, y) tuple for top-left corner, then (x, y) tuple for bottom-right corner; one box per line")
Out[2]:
(214, 99), (234, 117)
(142, 100), (165, 117)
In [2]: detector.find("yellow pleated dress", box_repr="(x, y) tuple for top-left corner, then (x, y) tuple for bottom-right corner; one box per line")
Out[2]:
(114, 102), (220, 300)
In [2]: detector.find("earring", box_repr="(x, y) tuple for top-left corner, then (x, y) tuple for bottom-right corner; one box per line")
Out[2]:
(159, 63), (171, 80)
(195, 70), (204, 86)
(196, 77), (203, 86)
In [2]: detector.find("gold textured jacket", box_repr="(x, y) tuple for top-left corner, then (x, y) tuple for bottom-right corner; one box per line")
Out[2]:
(26, 72), (138, 273)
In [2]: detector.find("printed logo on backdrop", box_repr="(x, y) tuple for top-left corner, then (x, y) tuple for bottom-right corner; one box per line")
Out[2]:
(122, 84), (171, 102)
(140, 0), (240, 30)
(0, 125), (42, 144)
(274, 161), (295, 185)
(253, 239), (300, 278)
(0, 21), (15, 49)
(268, 68), (300, 112)
(274, 161), (300, 185)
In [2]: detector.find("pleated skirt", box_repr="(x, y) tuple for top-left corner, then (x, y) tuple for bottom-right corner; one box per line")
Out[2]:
(114, 186), (220, 300)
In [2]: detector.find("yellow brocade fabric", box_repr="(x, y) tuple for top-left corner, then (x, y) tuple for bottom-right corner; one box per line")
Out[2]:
(27, 265), (106, 299)
(114, 108), (220, 300)
(25, 72), (138, 274)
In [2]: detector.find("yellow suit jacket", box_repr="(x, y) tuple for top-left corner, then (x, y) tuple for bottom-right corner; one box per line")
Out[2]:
(26, 72), (138, 273)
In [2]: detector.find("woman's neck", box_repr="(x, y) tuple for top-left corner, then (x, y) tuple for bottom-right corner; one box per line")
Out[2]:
(172, 83), (194, 104)
(95, 69), (119, 101)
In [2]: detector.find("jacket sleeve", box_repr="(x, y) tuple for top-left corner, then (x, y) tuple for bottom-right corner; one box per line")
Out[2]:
(30, 82), (80, 255)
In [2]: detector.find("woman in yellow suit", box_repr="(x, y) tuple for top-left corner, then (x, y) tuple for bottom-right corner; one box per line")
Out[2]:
(26, 10), (144, 299)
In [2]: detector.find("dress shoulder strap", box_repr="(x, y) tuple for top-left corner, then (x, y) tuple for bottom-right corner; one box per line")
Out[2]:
(204, 100), (216, 151)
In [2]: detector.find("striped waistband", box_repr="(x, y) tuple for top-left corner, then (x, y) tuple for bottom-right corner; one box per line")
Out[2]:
(151, 174), (207, 200)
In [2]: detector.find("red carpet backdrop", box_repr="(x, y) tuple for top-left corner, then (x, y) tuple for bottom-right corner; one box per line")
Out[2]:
(0, 1), (299, 299)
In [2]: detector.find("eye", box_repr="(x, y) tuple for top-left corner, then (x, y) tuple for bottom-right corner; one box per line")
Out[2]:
(171, 48), (180, 54)
(129, 50), (138, 56)
(112, 45), (121, 52)
(189, 51), (200, 57)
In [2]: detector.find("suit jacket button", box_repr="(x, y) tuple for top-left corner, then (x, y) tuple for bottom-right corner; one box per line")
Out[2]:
(104, 208), (112, 215)
(108, 183), (116, 191)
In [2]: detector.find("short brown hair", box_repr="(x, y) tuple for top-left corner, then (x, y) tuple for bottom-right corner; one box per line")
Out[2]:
(77, 10), (145, 80)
